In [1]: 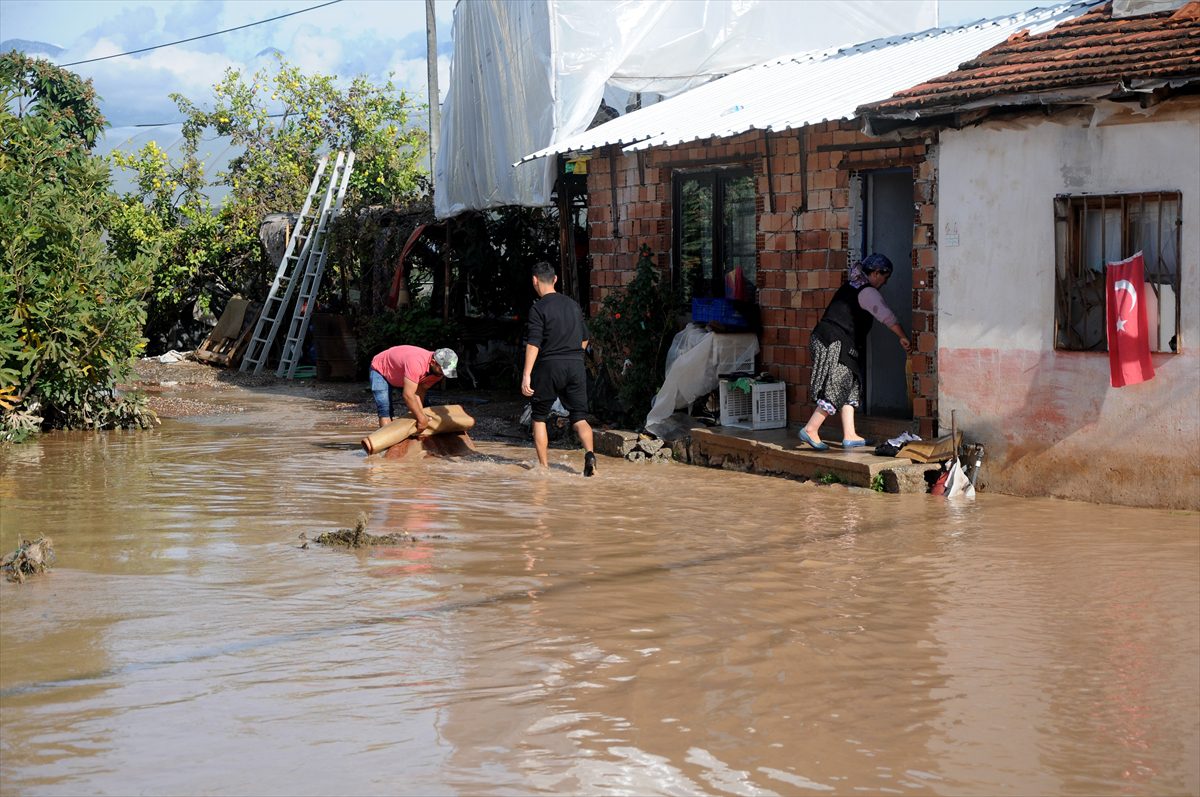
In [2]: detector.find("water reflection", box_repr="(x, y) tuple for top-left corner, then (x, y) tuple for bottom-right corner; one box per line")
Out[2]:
(1, 401), (1197, 796)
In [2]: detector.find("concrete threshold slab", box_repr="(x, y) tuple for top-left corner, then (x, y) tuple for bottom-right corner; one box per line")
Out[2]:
(689, 426), (939, 493)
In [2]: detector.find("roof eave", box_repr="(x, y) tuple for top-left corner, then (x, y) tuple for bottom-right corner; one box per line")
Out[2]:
(861, 76), (1200, 133)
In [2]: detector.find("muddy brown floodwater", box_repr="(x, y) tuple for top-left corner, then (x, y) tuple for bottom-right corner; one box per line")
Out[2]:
(1, 383), (1198, 797)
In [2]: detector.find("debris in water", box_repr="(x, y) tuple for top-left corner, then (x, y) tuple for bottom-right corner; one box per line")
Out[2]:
(314, 513), (414, 548)
(2, 536), (55, 583)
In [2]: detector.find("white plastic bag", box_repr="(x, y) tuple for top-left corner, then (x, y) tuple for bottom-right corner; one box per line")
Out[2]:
(520, 399), (567, 427)
(945, 458), (976, 499)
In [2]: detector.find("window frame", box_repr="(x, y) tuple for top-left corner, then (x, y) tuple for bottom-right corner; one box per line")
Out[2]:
(1053, 190), (1183, 353)
(671, 166), (757, 300)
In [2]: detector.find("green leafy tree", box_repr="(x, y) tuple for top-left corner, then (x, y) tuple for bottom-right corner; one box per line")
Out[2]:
(588, 245), (687, 426)
(108, 140), (221, 344)
(0, 52), (156, 439)
(109, 56), (430, 346)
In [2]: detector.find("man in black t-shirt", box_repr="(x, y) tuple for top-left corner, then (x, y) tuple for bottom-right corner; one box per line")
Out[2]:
(521, 261), (596, 476)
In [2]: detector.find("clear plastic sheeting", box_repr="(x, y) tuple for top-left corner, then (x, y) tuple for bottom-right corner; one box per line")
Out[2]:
(436, 0), (935, 218)
(523, 2), (1094, 163)
(435, 0), (557, 220)
(644, 325), (759, 436)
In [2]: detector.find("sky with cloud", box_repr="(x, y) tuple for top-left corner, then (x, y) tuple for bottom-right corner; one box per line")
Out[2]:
(1, 0), (455, 127)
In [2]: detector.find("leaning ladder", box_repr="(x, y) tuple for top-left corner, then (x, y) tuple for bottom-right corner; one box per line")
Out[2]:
(275, 150), (356, 379)
(240, 155), (331, 374)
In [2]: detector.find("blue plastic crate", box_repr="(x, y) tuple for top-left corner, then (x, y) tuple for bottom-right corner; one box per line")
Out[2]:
(691, 298), (750, 330)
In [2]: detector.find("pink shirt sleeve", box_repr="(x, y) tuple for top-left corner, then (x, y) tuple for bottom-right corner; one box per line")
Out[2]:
(857, 287), (898, 327)
(370, 345), (433, 386)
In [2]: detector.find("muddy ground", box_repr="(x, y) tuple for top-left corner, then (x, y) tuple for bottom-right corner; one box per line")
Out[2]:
(130, 355), (547, 447)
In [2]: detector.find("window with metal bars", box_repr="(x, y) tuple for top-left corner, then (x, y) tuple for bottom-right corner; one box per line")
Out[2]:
(1054, 191), (1182, 353)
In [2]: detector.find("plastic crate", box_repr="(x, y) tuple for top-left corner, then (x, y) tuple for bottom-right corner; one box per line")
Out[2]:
(691, 297), (750, 330)
(718, 380), (787, 430)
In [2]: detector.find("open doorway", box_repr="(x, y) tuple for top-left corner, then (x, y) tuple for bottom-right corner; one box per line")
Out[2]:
(860, 168), (914, 418)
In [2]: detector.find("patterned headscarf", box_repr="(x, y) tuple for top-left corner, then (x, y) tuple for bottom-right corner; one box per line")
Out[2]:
(849, 253), (894, 288)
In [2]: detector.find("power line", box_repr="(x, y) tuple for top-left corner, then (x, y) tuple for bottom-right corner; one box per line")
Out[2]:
(123, 112), (289, 129)
(60, 0), (344, 67)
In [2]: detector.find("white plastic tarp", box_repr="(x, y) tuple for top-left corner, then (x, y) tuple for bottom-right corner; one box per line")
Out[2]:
(436, 0), (936, 218)
(644, 325), (759, 435)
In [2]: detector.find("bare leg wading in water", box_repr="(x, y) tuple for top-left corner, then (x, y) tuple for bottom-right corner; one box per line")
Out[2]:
(521, 261), (596, 476)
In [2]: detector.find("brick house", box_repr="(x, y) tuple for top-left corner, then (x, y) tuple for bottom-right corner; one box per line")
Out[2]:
(523, 4), (1093, 440)
(583, 125), (939, 436)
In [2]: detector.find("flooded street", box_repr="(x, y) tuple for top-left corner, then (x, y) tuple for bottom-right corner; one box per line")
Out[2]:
(2, 389), (1198, 796)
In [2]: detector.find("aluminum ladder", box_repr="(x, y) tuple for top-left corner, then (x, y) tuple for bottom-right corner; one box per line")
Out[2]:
(240, 155), (331, 375)
(275, 150), (356, 379)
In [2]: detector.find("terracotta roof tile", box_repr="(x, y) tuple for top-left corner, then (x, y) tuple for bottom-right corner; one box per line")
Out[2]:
(862, 1), (1200, 115)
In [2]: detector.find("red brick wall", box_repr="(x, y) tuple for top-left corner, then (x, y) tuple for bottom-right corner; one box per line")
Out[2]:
(585, 120), (940, 437)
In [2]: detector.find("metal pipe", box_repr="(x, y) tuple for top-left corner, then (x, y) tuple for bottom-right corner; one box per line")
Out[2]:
(969, 443), (985, 487)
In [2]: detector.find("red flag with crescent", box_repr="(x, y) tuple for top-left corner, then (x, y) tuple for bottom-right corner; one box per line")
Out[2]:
(1105, 251), (1155, 388)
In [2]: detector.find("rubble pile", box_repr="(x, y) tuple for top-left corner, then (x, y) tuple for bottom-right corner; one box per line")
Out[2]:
(309, 514), (414, 549)
(594, 430), (675, 463)
(3, 536), (55, 583)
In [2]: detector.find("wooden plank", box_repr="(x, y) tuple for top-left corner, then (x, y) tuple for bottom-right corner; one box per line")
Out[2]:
(194, 300), (262, 367)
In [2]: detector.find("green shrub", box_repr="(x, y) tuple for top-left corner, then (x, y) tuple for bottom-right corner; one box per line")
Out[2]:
(109, 56), (430, 348)
(587, 245), (687, 426)
(107, 140), (221, 346)
(0, 53), (157, 437)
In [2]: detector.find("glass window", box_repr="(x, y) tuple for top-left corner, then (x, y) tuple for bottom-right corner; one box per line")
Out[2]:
(674, 169), (756, 300)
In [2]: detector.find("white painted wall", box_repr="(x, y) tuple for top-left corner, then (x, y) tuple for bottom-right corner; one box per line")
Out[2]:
(938, 109), (1199, 351)
(934, 103), (1200, 508)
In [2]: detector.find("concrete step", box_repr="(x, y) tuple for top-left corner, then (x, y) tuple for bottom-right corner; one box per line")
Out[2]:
(689, 426), (939, 492)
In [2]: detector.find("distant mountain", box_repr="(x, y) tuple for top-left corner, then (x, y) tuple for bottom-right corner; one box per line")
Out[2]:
(1, 39), (65, 57)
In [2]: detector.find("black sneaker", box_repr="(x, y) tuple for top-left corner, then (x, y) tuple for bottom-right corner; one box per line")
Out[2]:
(583, 451), (596, 477)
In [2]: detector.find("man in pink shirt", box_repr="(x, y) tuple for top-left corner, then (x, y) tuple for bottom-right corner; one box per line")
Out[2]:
(369, 345), (459, 430)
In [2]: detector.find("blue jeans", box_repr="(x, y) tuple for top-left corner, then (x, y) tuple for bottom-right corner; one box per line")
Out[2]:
(369, 368), (397, 419)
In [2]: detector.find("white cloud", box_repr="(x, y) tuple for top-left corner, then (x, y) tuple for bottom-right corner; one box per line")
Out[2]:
(289, 29), (345, 75)
(384, 54), (432, 102)
(71, 43), (240, 124)
(7, 0), (454, 127)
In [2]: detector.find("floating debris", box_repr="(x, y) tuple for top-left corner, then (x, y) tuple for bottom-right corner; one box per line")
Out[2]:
(314, 514), (413, 548)
(3, 536), (55, 583)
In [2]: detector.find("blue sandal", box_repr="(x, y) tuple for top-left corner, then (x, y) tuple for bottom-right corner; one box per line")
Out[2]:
(842, 439), (868, 448)
(799, 429), (829, 450)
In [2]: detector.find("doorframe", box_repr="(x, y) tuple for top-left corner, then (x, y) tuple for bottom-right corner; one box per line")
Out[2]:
(856, 167), (915, 419)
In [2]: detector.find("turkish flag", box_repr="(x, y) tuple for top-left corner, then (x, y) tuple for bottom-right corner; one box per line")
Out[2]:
(1105, 251), (1155, 388)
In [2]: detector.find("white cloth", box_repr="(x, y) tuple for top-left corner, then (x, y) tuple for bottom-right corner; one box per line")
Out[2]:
(645, 325), (758, 433)
(887, 431), (922, 447)
(520, 399), (567, 427)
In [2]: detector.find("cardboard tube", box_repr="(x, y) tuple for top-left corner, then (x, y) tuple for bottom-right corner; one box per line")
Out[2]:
(361, 404), (477, 455)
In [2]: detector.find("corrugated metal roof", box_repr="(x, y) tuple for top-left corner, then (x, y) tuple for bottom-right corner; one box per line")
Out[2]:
(517, 1), (1102, 163)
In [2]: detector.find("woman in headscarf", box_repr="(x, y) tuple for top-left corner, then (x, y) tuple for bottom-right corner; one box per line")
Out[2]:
(799, 253), (911, 450)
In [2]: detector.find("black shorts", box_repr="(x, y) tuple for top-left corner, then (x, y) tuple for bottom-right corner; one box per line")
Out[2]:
(530, 358), (589, 424)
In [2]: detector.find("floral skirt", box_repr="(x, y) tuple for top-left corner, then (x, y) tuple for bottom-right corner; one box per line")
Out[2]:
(809, 337), (861, 415)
